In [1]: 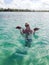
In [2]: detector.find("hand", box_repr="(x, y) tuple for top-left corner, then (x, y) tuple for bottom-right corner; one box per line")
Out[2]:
(16, 26), (21, 29)
(34, 28), (40, 32)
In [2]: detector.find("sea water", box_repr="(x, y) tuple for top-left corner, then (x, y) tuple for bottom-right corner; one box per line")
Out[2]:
(0, 12), (49, 65)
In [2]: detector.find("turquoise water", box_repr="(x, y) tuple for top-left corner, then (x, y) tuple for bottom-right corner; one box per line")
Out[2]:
(0, 12), (49, 65)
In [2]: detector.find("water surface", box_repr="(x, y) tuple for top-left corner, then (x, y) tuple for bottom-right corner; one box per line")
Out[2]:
(0, 12), (49, 65)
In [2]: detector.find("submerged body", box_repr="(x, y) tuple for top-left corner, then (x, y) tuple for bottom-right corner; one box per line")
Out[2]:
(20, 23), (33, 47)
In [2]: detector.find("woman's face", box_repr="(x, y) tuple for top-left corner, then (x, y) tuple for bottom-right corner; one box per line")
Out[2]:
(26, 26), (30, 30)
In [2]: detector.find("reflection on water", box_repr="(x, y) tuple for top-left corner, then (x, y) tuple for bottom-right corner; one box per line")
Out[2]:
(0, 12), (49, 65)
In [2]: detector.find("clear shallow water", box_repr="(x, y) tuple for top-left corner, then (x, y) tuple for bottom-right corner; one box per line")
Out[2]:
(0, 12), (49, 65)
